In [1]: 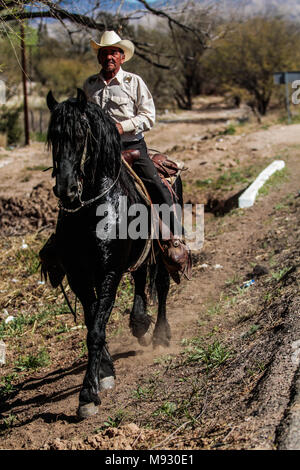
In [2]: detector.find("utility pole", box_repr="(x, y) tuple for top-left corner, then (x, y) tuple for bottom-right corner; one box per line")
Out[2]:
(20, 20), (30, 146)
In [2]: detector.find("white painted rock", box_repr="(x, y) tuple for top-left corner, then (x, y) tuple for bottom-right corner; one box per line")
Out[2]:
(238, 160), (285, 209)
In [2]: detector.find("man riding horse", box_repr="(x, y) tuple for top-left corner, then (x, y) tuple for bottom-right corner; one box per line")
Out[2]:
(40, 30), (190, 283)
(39, 31), (192, 418)
(83, 31), (190, 277)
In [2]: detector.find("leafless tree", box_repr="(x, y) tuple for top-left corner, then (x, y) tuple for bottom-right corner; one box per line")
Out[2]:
(0, 0), (216, 69)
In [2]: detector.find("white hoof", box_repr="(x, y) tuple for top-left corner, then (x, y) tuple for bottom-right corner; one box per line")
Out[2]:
(77, 402), (99, 419)
(100, 376), (115, 390)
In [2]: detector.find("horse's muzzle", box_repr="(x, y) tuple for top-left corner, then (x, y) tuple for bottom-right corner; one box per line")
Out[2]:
(53, 184), (79, 205)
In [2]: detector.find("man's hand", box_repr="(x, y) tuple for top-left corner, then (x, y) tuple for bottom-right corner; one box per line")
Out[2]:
(116, 122), (124, 135)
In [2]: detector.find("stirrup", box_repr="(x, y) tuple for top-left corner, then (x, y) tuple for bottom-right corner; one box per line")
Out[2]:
(159, 236), (192, 284)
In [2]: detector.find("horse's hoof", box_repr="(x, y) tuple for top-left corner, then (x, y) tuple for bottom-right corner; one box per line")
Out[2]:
(152, 337), (170, 349)
(138, 322), (155, 347)
(100, 376), (115, 390)
(77, 402), (99, 420)
(152, 325), (171, 349)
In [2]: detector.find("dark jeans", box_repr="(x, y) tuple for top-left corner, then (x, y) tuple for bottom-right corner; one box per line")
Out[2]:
(121, 138), (182, 236)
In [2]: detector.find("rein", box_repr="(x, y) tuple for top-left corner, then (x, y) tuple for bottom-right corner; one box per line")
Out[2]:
(58, 161), (122, 213)
(57, 119), (123, 214)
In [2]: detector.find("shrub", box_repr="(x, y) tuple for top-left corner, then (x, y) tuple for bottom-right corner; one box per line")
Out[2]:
(0, 105), (22, 145)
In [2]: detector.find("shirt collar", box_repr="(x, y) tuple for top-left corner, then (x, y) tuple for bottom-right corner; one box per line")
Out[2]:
(99, 67), (124, 85)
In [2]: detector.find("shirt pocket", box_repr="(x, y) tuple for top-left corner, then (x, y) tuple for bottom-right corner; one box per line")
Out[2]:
(107, 95), (131, 120)
(109, 96), (129, 106)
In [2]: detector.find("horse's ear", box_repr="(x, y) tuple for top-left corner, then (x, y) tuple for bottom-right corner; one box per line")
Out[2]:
(77, 88), (87, 113)
(47, 90), (58, 112)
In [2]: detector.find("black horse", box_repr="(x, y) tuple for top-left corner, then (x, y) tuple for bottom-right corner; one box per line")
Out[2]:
(45, 88), (183, 419)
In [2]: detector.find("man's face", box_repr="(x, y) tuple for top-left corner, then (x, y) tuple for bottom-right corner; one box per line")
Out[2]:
(98, 46), (125, 74)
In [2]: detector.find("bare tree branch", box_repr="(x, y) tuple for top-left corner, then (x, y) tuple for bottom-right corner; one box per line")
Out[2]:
(137, 0), (206, 45)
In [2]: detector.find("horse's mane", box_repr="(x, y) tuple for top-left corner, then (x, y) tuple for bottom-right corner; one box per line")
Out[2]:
(47, 97), (140, 203)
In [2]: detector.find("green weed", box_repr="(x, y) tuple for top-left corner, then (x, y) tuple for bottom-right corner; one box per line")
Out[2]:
(219, 124), (236, 135)
(16, 248), (40, 276)
(271, 266), (292, 281)
(153, 401), (177, 417)
(0, 373), (18, 400)
(258, 167), (288, 197)
(183, 339), (232, 370)
(78, 340), (88, 358)
(207, 302), (222, 316)
(14, 348), (50, 371)
(26, 164), (48, 171)
(153, 354), (173, 366)
(101, 409), (127, 429)
(0, 303), (69, 340)
(2, 414), (17, 429)
(225, 274), (241, 286)
(195, 178), (212, 188)
(242, 324), (261, 339)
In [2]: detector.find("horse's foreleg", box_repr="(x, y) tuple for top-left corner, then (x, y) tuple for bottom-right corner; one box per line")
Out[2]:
(68, 277), (115, 393)
(130, 264), (153, 346)
(152, 258), (171, 348)
(77, 274), (121, 419)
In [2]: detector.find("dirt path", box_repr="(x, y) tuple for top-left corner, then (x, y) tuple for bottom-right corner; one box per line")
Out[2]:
(0, 108), (300, 450)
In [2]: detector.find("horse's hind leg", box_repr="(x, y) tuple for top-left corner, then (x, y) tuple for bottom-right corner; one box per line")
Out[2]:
(152, 258), (171, 348)
(129, 264), (154, 346)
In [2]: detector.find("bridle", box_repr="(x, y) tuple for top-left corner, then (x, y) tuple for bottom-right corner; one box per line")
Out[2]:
(54, 114), (122, 214)
(58, 163), (122, 213)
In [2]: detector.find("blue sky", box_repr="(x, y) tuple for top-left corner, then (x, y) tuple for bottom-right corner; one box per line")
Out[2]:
(58, 0), (158, 12)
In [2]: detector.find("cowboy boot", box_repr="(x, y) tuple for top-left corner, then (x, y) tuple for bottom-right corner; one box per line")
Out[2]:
(158, 220), (192, 284)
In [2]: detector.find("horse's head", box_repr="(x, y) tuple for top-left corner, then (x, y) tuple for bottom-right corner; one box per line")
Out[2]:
(47, 88), (89, 207)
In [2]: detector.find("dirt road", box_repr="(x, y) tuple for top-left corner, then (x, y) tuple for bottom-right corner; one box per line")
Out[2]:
(0, 105), (299, 450)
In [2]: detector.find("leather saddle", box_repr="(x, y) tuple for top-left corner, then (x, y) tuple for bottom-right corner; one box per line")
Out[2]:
(121, 149), (192, 284)
(121, 149), (183, 183)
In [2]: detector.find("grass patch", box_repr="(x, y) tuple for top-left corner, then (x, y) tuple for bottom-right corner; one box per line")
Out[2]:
(0, 302), (71, 340)
(2, 414), (17, 430)
(271, 266), (293, 282)
(182, 338), (232, 371)
(214, 169), (253, 189)
(31, 131), (47, 143)
(99, 409), (127, 430)
(219, 124), (236, 135)
(195, 178), (212, 188)
(133, 384), (156, 400)
(153, 401), (177, 417)
(14, 347), (50, 371)
(225, 273), (241, 286)
(278, 113), (300, 125)
(16, 247), (40, 276)
(26, 164), (49, 171)
(242, 324), (261, 339)
(194, 165), (259, 192)
(258, 167), (288, 197)
(112, 274), (134, 317)
(0, 373), (18, 400)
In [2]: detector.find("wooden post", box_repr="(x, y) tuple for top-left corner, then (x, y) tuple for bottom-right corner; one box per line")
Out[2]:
(20, 21), (30, 146)
(284, 72), (292, 124)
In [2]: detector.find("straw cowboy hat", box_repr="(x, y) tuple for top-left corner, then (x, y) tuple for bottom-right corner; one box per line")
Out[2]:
(90, 31), (135, 62)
